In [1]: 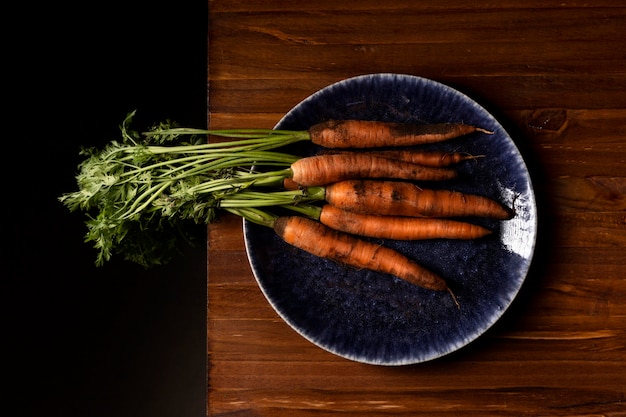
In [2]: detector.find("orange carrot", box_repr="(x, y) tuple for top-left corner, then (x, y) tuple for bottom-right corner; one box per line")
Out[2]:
(324, 179), (514, 220)
(319, 149), (484, 167)
(273, 216), (450, 293)
(289, 153), (457, 186)
(308, 120), (492, 148)
(317, 204), (492, 240)
(282, 177), (301, 190)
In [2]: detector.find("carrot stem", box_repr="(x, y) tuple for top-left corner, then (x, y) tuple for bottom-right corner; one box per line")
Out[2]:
(224, 207), (278, 228)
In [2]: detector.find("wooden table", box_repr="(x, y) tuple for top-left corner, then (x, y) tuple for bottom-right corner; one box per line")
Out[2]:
(207, 2), (625, 415)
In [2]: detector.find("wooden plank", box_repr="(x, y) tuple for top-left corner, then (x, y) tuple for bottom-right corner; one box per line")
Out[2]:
(208, 315), (625, 363)
(209, 0), (624, 13)
(208, 77), (626, 112)
(208, 113), (285, 129)
(209, 360), (624, 416)
(209, 9), (626, 47)
(209, 42), (626, 80)
(209, 213), (244, 251)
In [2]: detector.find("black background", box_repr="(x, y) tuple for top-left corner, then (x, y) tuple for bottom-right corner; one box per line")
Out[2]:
(9, 3), (208, 416)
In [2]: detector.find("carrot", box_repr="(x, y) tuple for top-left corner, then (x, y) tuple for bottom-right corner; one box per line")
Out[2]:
(282, 177), (301, 190)
(273, 216), (451, 294)
(319, 149), (485, 167)
(324, 179), (514, 220)
(316, 204), (492, 240)
(289, 153), (457, 186)
(309, 120), (493, 148)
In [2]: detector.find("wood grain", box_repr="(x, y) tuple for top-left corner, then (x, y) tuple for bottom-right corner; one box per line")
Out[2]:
(208, 1), (626, 416)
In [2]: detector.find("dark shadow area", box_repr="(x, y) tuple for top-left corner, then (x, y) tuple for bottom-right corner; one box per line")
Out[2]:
(8, 2), (208, 416)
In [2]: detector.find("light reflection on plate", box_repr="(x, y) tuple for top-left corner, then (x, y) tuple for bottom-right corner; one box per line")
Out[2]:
(243, 73), (537, 365)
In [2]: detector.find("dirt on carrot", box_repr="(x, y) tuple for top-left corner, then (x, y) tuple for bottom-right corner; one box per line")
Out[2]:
(318, 204), (492, 240)
(319, 149), (485, 167)
(324, 179), (514, 220)
(289, 153), (457, 186)
(273, 215), (450, 292)
(308, 120), (492, 148)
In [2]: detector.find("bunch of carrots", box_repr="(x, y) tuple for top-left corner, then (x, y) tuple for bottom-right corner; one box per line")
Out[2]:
(60, 113), (513, 305)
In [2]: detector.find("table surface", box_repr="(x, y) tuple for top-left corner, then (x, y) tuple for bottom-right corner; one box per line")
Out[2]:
(207, 2), (625, 415)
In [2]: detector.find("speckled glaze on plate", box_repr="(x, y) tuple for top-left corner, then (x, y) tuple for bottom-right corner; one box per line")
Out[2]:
(243, 73), (537, 365)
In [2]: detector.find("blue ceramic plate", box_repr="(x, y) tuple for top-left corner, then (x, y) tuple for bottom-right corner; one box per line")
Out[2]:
(243, 73), (537, 365)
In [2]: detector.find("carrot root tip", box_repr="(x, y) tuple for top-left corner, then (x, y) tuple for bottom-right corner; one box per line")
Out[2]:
(447, 287), (461, 310)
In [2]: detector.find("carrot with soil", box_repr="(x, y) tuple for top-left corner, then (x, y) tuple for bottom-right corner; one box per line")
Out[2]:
(274, 215), (457, 301)
(319, 149), (485, 167)
(219, 179), (513, 222)
(307, 120), (493, 148)
(196, 119), (493, 149)
(276, 202), (492, 240)
(324, 179), (514, 220)
(288, 153), (457, 186)
(228, 208), (459, 305)
(313, 204), (492, 240)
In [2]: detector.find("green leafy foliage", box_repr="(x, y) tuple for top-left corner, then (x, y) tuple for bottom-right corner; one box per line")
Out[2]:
(59, 112), (314, 267)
